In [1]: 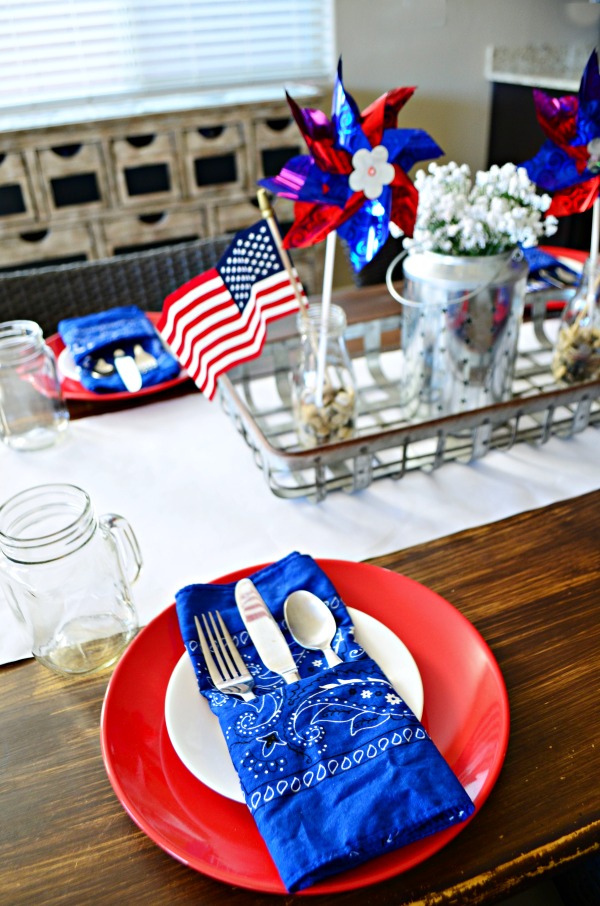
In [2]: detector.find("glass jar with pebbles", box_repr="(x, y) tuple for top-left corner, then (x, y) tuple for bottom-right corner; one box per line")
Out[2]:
(552, 257), (600, 384)
(292, 304), (356, 448)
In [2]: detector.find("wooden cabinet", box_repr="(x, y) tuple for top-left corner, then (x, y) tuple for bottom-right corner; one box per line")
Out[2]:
(0, 93), (325, 293)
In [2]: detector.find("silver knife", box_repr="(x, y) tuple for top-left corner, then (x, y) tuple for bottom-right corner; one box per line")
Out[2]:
(234, 578), (300, 684)
(114, 348), (143, 392)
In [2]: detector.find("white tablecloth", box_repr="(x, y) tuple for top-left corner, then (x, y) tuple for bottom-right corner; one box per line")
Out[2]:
(1, 388), (599, 665)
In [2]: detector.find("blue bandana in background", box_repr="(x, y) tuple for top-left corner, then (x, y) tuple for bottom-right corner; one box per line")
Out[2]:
(175, 552), (475, 892)
(523, 247), (581, 292)
(58, 305), (180, 392)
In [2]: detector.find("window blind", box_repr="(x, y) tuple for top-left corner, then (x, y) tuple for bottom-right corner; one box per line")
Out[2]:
(0, 0), (334, 110)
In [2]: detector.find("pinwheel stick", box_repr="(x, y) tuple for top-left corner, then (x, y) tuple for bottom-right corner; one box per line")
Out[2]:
(583, 197), (600, 312)
(316, 230), (337, 407)
(590, 197), (599, 281)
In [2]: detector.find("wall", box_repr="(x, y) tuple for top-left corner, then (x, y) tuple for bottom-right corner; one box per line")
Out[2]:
(332, 0), (599, 286)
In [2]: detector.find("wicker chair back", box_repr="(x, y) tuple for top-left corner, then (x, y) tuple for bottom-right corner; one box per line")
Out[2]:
(0, 236), (232, 337)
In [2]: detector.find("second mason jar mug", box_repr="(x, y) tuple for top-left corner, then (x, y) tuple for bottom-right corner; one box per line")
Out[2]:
(0, 320), (69, 451)
(0, 484), (142, 675)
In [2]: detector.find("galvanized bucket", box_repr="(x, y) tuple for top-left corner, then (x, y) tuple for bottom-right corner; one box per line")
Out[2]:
(388, 249), (528, 417)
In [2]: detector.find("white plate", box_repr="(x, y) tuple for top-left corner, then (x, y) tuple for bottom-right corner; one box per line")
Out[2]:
(58, 347), (80, 382)
(165, 606), (424, 803)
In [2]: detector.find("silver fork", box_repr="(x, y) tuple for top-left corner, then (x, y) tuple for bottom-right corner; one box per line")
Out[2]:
(194, 612), (256, 701)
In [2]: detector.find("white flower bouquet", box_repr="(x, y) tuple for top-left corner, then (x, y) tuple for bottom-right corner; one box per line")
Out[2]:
(403, 161), (558, 256)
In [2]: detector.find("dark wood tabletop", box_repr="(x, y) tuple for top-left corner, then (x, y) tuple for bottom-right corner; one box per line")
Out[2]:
(1, 489), (599, 905)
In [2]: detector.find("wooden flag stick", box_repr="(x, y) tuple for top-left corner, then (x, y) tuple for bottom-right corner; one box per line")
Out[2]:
(257, 187), (323, 369)
(257, 188), (309, 317)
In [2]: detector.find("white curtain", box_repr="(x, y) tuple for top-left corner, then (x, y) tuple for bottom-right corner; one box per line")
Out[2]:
(0, 0), (334, 109)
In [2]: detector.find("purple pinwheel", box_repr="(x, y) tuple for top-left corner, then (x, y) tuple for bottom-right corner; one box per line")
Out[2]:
(259, 59), (443, 272)
(522, 49), (600, 218)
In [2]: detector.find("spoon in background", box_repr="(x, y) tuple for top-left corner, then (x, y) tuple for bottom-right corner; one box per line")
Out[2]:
(284, 589), (343, 667)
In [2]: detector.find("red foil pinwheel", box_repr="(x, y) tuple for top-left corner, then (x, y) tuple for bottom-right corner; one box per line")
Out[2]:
(522, 49), (600, 218)
(259, 60), (443, 272)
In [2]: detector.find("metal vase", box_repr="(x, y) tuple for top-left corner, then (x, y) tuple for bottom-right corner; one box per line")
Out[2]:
(400, 250), (528, 417)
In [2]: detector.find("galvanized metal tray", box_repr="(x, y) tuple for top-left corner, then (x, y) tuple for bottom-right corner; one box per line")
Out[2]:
(218, 289), (600, 501)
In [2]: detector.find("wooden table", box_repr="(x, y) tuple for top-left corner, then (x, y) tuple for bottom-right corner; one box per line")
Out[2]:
(1, 490), (599, 905)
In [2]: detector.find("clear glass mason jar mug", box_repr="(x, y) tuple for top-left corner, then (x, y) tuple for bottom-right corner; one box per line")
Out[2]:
(0, 320), (69, 451)
(291, 304), (357, 447)
(0, 484), (142, 675)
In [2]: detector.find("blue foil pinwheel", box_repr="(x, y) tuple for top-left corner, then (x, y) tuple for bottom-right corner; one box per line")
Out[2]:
(522, 49), (600, 218)
(259, 60), (443, 272)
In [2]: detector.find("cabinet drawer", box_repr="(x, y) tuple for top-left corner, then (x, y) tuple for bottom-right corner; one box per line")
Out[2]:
(213, 196), (294, 241)
(253, 115), (304, 181)
(0, 152), (38, 226)
(110, 132), (182, 207)
(101, 208), (205, 256)
(212, 198), (263, 234)
(36, 141), (110, 215)
(182, 122), (248, 197)
(0, 223), (96, 270)
(214, 196), (294, 231)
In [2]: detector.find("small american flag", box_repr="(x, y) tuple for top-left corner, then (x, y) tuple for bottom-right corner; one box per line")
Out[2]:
(157, 220), (306, 399)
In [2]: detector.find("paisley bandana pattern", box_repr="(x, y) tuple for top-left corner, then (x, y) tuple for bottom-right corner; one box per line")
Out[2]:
(214, 659), (424, 813)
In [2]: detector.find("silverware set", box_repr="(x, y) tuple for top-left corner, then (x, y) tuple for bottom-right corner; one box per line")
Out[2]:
(195, 580), (341, 700)
(538, 267), (579, 289)
(90, 344), (158, 391)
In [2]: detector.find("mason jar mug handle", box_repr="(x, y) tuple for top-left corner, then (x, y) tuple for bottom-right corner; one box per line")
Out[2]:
(100, 514), (143, 586)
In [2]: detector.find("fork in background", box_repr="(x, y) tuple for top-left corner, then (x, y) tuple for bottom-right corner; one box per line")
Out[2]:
(194, 612), (256, 701)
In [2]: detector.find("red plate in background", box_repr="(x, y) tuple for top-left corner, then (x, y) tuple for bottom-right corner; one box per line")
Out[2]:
(47, 311), (188, 402)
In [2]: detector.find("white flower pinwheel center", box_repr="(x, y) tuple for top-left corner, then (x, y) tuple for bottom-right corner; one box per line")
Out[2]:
(349, 145), (395, 200)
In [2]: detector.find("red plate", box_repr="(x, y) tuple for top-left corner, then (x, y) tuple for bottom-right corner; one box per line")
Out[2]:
(47, 312), (189, 401)
(539, 245), (586, 266)
(100, 560), (509, 895)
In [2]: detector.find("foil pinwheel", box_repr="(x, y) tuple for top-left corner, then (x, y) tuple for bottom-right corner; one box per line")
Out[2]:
(522, 49), (600, 218)
(259, 60), (443, 272)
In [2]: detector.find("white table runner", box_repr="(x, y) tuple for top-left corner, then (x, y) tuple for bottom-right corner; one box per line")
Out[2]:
(1, 389), (599, 665)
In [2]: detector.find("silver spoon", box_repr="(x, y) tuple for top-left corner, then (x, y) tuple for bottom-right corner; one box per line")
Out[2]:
(284, 589), (343, 667)
(90, 356), (114, 378)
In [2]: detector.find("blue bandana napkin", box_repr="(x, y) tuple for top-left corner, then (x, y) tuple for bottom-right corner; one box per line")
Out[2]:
(58, 305), (180, 393)
(175, 552), (475, 892)
(523, 247), (580, 292)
